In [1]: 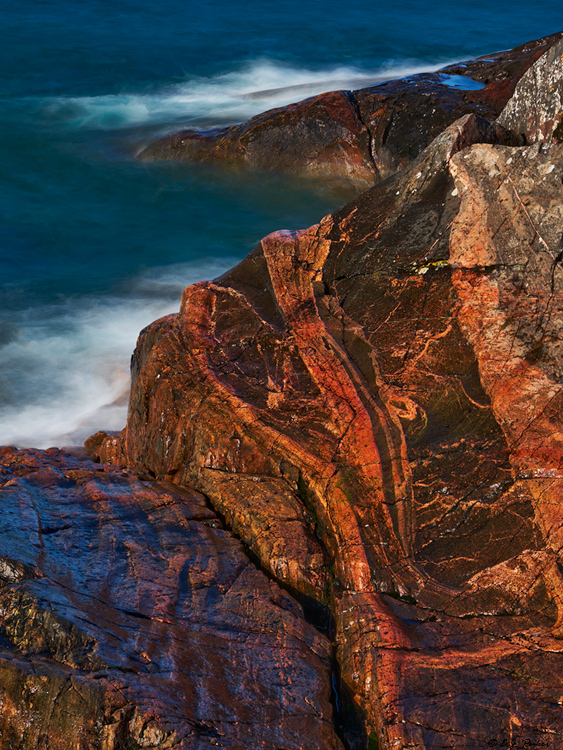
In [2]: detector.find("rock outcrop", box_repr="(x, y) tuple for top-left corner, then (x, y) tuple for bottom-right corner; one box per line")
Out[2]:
(0, 446), (341, 750)
(115, 102), (563, 747)
(139, 33), (562, 187)
(497, 36), (563, 142)
(3, 32), (563, 750)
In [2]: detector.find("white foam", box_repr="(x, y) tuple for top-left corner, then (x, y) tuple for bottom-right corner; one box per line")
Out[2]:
(44, 58), (446, 131)
(0, 258), (236, 449)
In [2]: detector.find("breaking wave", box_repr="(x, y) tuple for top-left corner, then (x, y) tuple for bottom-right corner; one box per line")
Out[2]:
(0, 258), (236, 449)
(43, 58), (446, 131)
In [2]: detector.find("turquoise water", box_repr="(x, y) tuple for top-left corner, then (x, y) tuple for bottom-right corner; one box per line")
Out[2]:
(1, 1), (561, 447)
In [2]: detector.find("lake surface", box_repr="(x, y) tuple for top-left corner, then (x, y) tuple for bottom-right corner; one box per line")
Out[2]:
(1, 0), (561, 447)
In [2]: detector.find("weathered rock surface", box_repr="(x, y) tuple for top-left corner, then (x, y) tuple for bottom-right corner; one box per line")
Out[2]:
(109, 39), (563, 747)
(139, 33), (562, 187)
(449, 140), (563, 581)
(0, 446), (341, 749)
(498, 37), (563, 142)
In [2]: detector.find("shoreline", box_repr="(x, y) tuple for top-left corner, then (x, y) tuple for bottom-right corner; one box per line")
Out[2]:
(2, 31), (563, 750)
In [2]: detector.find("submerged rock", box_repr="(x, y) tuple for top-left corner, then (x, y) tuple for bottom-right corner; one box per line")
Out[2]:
(139, 90), (378, 189)
(139, 33), (561, 188)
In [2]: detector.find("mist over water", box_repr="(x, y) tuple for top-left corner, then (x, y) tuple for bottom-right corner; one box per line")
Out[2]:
(0, 1), (561, 447)
(0, 260), (236, 449)
(44, 59), (446, 132)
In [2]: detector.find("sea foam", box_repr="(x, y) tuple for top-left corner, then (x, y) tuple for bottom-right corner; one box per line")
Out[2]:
(0, 259), (235, 449)
(44, 58), (447, 132)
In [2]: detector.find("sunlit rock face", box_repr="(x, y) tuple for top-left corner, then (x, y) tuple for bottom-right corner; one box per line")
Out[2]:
(498, 37), (563, 142)
(119, 102), (563, 747)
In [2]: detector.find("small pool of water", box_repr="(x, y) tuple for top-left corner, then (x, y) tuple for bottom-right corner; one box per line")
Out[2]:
(439, 73), (485, 90)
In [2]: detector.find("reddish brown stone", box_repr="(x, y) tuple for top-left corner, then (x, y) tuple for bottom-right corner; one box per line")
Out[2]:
(441, 31), (563, 108)
(84, 429), (126, 465)
(449, 141), (563, 578)
(139, 33), (561, 188)
(140, 90), (377, 188)
(119, 110), (563, 746)
(0, 446), (341, 750)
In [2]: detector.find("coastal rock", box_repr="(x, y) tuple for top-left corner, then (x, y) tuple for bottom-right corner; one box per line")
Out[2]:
(5, 31), (563, 750)
(138, 33), (561, 187)
(116, 104), (563, 747)
(0, 446), (341, 750)
(498, 36), (563, 141)
(440, 31), (563, 108)
(139, 90), (377, 188)
(449, 140), (563, 565)
(84, 429), (126, 465)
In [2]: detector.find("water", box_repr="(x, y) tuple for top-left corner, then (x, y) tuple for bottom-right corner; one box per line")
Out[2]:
(1, 1), (561, 448)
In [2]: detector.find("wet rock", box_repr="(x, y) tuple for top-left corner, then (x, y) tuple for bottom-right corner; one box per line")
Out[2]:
(441, 31), (563, 107)
(140, 90), (377, 189)
(139, 33), (561, 187)
(84, 429), (126, 465)
(0, 446), (341, 750)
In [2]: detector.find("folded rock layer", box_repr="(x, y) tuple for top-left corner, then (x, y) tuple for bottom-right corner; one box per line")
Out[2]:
(114, 36), (563, 748)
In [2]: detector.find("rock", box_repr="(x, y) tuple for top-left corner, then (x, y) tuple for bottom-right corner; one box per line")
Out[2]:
(498, 37), (563, 142)
(138, 33), (561, 187)
(116, 108), (563, 747)
(194, 471), (331, 602)
(449, 140), (563, 566)
(0, 446), (342, 750)
(139, 90), (378, 189)
(84, 429), (126, 465)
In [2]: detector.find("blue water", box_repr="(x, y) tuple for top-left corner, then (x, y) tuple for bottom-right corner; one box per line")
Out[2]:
(1, 1), (561, 447)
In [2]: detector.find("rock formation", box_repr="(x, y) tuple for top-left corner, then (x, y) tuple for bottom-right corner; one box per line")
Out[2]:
(0, 446), (340, 749)
(497, 37), (563, 142)
(3, 33), (563, 750)
(139, 33), (561, 188)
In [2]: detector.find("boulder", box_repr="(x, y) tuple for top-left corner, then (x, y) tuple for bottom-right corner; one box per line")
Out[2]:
(139, 33), (562, 187)
(0, 446), (341, 750)
(84, 429), (126, 465)
(498, 36), (563, 141)
(139, 90), (377, 189)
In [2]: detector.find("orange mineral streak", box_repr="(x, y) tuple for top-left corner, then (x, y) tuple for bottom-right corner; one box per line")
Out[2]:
(172, 220), (435, 736)
(260, 224), (415, 571)
(176, 222), (420, 593)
